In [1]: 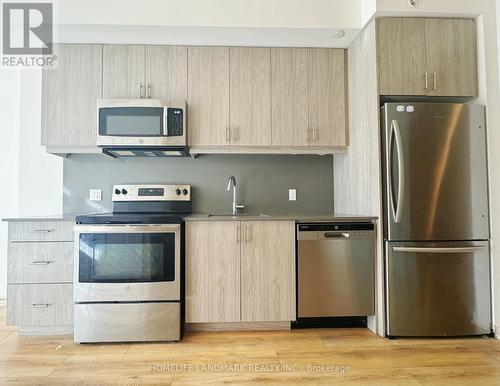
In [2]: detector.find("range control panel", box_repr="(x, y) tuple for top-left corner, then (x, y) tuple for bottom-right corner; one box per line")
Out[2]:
(112, 184), (191, 202)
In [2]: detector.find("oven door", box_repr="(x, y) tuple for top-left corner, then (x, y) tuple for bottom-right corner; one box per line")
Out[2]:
(74, 224), (180, 302)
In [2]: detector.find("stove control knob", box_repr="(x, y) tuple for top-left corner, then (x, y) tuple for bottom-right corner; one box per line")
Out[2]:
(121, 189), (128, 195)
(182, 189), (189, 195)
(176, 189), (181, 195)
(115, 189), (121, 195)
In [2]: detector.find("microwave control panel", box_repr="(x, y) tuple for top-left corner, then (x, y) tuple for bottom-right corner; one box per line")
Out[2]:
(166, 108), (184, 137)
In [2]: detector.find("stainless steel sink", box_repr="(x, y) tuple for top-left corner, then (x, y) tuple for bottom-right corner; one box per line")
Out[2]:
(208, 213), (271, 218)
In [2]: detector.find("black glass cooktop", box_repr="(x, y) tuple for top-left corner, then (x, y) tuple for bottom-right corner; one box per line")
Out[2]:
(76, 212), (186, 225)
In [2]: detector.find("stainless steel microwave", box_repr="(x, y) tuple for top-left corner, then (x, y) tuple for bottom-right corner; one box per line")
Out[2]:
(97, 99), (188, 157)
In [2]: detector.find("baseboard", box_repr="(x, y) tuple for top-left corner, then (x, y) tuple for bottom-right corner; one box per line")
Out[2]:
(17, 325), (73, 336)
(185, 321), (291, 332)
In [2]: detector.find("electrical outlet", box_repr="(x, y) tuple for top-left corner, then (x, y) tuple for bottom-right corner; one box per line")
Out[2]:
(288, 189), (297, 201)
(89, 189), (102, 201)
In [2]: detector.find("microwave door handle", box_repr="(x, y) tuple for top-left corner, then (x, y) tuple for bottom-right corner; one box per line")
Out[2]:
(163, 108), (168, 136)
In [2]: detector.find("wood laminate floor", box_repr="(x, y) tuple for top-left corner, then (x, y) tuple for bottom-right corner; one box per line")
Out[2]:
(1, 305), (500, 385)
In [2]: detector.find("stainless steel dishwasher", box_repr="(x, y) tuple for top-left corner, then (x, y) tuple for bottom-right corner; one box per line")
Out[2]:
(297, 222), (375, 320)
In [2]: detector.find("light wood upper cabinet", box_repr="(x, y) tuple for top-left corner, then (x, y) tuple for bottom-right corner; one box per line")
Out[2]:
(271, 48), (309, 146)
(377, 17), (477, 97)
(187, 47), (230, 146)
(145, 45), (188, 100)
(185, 221), (240, 323)
(241, 221), (296, 322)
(307, 49), (348, 146)
(229, 47), (272, 146)
(41, 44), (102, 147)
(425, 19), (477, 97)
(102, 45), (146, 98)
(377, 18), (427, 96)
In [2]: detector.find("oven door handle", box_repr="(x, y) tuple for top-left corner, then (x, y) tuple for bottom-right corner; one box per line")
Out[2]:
(73, 224), (180, 233)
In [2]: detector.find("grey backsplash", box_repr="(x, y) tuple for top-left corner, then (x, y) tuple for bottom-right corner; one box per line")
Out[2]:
(63, 154), (334, 215)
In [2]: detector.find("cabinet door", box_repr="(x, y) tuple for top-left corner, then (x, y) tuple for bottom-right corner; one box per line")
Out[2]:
(271, 48), (308, 146)
(425, 19), (477, 97)
(145, 45), (187, 100)
(185, 221), (240, 323)
(307, 49), (347, 147)
(241, 221), (295, 322)
(102, 45), (145, 98)
(41, 44), (102, 147)
(377, 18), (427, 96)
(229, 47), (271, 146)
(187, 47), (230, 146)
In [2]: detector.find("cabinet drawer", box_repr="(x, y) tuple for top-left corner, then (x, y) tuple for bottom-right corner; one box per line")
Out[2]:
(8, 221), (74, 242)
(8, 242), (73, 284)
(7, 284), (73, 327)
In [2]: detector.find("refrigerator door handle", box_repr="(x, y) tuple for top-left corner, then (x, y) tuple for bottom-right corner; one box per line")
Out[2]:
(389, 119), (405, 224)
(393, 246), (486, 254)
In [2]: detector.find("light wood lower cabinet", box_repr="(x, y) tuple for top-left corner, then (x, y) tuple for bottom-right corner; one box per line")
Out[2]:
(185, 221), (240, 323)
(7, 284), (73, 328)
(6, 220), (74, 335)
(241, 221), (296, 322)
(185, 220), (295, 324)
(8, 242), (73, 284)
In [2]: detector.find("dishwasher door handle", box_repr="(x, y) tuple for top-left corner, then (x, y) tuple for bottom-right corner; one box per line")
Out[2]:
(324, 232), (350, 239)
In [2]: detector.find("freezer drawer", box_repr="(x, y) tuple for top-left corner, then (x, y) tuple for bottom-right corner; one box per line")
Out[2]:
(74, 302), (180, 342)
(386, 241), (491, 337)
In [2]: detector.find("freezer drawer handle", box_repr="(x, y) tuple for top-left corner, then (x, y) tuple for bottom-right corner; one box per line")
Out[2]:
(392, 246), (486, 254)
(324, 232), (350, 239)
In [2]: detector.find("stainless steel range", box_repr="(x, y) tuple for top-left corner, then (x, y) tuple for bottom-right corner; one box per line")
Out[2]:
(73, 184), (191, 343)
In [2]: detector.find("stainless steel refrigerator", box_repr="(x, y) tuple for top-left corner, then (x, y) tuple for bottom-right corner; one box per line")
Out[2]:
(381, 102), (491, 337)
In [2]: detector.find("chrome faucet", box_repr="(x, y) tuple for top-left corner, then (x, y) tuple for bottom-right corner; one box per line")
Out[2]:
(226, 176), (245, 215)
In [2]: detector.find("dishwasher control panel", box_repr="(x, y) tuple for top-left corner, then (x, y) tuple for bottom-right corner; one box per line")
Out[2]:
(297, 222), (375, 240)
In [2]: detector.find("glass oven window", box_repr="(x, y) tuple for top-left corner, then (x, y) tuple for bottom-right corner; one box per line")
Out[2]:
(79, 233), (175, 283)
(99, 107), (164, 136)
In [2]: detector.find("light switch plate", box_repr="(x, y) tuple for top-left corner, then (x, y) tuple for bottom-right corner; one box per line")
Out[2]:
(289, 189), (297, 201)
(89, 189), (102, 201)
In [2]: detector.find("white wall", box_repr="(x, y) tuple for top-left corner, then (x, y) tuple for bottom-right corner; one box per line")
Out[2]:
(16, 71), (63, 217)
(0, 71), (21, 299)
(56, 0), (361, 28)
(0, 69), (63, 299)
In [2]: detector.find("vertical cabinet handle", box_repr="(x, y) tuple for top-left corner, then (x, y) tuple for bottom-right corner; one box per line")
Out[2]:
(139, 82), (144, 98)
(244, 226), (249, 243)
(432, 72), (437, 90)
(146, 82), (151, 99)
(424, 71), (428, 90)
(237, 226), (241, 243)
